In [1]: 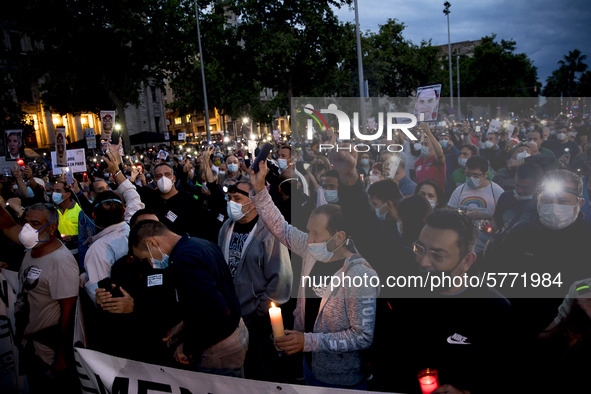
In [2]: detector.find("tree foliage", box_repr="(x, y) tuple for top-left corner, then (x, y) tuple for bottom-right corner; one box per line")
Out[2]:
(459, 35), (540, 98)
(6, 0), (196, 148)
(543, 49), (588, 97)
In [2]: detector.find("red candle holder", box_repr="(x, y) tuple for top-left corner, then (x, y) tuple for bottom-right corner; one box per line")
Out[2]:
(418, 368), (439, 394)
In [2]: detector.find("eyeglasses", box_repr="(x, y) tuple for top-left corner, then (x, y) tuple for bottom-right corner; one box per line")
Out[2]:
(412, 242), (447, 263)
(465, 172), (484, 178)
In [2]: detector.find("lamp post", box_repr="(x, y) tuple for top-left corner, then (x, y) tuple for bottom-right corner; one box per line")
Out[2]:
(354, 0), (366, 134)
(456, 48), (461, 120)
(194, 0), (211, 142)
(443, 2), (453, 113)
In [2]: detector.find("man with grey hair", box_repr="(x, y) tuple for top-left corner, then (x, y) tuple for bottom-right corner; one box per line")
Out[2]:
(0, 203), (79, 392)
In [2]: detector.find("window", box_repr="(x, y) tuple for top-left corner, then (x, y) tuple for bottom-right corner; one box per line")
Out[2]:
(185, 115), (191, 123)
(154, 117), (160, 133)
(174, 117), (182, 125)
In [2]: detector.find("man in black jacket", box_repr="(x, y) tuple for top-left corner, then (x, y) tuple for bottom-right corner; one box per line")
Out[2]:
(129, 220), (248, 377)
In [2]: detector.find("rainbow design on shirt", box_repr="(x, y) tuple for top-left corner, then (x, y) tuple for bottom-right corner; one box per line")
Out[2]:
(460, 196), (487, 209)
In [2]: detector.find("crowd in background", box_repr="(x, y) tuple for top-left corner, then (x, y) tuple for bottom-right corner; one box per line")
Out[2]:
(1, 113), (591, 393)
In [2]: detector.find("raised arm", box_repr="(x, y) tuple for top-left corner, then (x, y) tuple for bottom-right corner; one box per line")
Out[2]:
(250, 160), (310, 257)
(0, 204), (22, 245)
(421, 123), (445, 166)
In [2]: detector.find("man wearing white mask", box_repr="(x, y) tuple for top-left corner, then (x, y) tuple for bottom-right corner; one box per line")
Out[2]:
(218, 180), (292, 380)
(543, 123), (581, 160)
(0, 203), (79, 392)
(139, 162), (218, 243)
(249, 160), (378, 390)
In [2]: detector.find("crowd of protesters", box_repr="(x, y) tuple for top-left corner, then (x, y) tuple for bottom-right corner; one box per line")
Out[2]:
(1, 113), (591, 393)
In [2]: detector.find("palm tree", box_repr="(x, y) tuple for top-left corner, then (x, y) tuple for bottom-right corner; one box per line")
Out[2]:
(558, 49), (588, 97)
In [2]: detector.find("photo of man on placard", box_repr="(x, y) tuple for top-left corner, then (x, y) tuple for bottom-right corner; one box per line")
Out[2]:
(100, 111), (114, 141)
(55, 128), (67, 167)
(4, 129), (24, 160)
(414, 84), (442, 122)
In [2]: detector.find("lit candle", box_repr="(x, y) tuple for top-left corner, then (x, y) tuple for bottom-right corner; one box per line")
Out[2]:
(269, 302), (284, 338)
(418, 369), (439, 394)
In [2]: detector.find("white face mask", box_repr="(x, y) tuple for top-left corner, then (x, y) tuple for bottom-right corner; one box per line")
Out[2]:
(516, 150), (530, 160)
(157, 176), (173, 193)
(539, 203), (579, 230)
(278, 159), (288, 171)
(307, 232), (343, 262)
(484, 140), (495, 149)
(18, 223), (49, 250)
(227, 200), (252, 221)
(458, 158), (468, 167)
(557, 133), (567, 141)
(324, 189), (339, 203)
(227, 163), (239, 173)
(428, 199), (437, 209)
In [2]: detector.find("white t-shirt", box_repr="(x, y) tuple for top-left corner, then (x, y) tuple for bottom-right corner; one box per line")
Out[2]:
(447, 181), (504, 217)
(17, 243), (79, 364)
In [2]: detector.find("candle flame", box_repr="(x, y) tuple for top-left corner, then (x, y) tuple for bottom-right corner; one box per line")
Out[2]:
(271, 302), (276, 308)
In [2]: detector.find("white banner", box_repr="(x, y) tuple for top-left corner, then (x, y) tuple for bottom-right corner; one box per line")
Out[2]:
(487, 119), (502, 134)
(0, 270), (25, 393)
(85, 128), (96, 149)
(178, 132), (186, 141)
(51, 148), (87, 175)
(74, 347), (390, 394)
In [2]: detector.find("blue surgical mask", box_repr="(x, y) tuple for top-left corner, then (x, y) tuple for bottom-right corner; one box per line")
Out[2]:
(228, 163), (239, 173)
(420, 146), (430, 157)
(466, 177), (481, 189)
(26, 186), (35, 198)
(52, 192), (64, 205)
(458, 157), (468, 167)
(375, 202), (388, 221)
(361, 158), (370, 166)
(513, 190), (533, 201)
(324, 189), (339, 203)
(148, 244), (169, 269)
(440, 140), (449, 149)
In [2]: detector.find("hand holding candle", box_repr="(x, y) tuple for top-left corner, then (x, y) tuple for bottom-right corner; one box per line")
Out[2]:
(269, 302), (284, 338)
(418, 368), (439, 394)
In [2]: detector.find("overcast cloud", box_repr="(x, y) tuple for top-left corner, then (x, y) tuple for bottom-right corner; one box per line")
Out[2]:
(333, 0), (591, 85)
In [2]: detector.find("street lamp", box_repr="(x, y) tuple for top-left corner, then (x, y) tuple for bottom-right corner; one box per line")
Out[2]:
(194, 0), (211, 142)
(443, 2), (453, 112)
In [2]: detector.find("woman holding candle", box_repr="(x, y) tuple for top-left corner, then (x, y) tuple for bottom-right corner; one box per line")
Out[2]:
(250, 161), (379, 390)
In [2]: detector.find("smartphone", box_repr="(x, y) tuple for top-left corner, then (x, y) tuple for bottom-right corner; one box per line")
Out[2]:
(137, 164), (143, 173)
(64, 168), (74, 184)
(83, 172), (88, 182)
(17, 159), (25, 169)
(111, 129), (121, 145)
(97, 277), (124, 298)
(252, 142), (273, 173)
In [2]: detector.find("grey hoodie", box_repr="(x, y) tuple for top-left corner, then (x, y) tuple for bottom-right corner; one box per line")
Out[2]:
(251, 187), (378, 386)
(218, 216), (292, 322)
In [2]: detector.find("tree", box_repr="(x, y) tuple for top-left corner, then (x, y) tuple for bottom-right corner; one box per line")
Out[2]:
(558, 49), (588, 97)
(460, 35), (540, 98)
(227, 0), (353, 118)
(167, 1), (262, 124)
(8, 0), (196, 151)
(364, 19), (444, 97)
